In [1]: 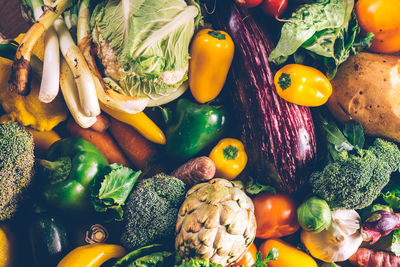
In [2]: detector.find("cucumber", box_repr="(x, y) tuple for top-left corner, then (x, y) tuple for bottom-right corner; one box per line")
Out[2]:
(29, 212), (70, 267)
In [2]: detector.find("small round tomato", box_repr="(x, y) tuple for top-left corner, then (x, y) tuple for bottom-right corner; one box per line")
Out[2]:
(260, 0), (288, 18)
(356, 0), (400, 53)
(253, 193), (299, 239)
(232, 243), (257, 267)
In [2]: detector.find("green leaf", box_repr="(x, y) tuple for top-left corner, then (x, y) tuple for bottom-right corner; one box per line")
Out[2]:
(269, 0), (354, 65)
(252, 249), (279, 267)
(343, 120), (365, 149)
(320, 116), (353, 150)
(91, 163), (141, 221)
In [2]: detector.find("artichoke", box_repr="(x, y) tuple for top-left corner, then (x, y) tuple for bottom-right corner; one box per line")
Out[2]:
(175, 179), (256, 266)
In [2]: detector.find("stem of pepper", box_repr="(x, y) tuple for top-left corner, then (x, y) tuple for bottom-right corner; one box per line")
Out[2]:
(39, 157), (72, 183)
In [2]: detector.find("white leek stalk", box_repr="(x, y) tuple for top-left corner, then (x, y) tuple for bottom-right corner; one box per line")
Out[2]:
(60, 59), (96, 128)
(31, 0), (60, 103)
(10, 0), (72, 95)
(53, 17), (100, 117)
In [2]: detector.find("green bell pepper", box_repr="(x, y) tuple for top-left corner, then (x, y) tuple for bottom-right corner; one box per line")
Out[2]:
(166, 99), (227, 161)
(40, 137), (108, 213)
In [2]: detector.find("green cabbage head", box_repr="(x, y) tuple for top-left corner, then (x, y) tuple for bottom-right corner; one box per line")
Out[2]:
(90, 0), (200, 99)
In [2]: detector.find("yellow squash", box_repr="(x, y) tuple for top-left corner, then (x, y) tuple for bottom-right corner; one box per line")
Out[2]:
(260, 239), (317, 267)
(0, 34), (67, 131)
(209, 138), (247, 180)
(189, 29), (234, 103)
(101, 104), (166, 145)
(57, 243), (126, 267)
(0, 225), (13, 267)
(274, 64), (332, 107)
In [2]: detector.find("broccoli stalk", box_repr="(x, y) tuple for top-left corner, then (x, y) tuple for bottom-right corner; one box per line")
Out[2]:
(310, 138), (400, 210)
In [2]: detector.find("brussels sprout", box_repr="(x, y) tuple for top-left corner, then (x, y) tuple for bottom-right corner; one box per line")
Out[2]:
(297, 197), (331, 232)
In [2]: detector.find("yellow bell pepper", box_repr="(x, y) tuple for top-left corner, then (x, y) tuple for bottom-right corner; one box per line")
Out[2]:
(260, 239), (318, 267)
(101, 104), (166, 145)
(274, 64), (332, 107)
(0, 225), (13, 267)
(209, 138), (247, 180)
(189, 29), (234, 103)
(57, 243), (126, 267)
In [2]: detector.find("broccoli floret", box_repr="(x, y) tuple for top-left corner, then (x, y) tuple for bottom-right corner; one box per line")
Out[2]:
(310, 138), (400, 210)
(0, 122), (34, 220)
(120, 173), (186, 251)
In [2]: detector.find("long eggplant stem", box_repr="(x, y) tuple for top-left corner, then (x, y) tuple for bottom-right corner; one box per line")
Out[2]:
(9, 0), (71, 95)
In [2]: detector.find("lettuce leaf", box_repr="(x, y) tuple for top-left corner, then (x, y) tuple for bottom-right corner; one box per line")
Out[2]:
(90, 0), (200, 99)
(269, 0), (373, 79)
(91, 163), (141, 221)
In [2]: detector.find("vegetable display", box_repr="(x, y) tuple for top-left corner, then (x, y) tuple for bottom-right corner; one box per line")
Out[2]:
(356, 0), (400, 53)
(0, 122), (34, 221)
(40, 137), (108, 213)
(269, 0), (374, 79)
(209, 138), (247, 180)
(297, 196), (331, 233)
(211, 0), (317, 194)
(90, 0), (200, 100)
(309, 138), (400, 210)
(166, 99), (227, 161)
(301, 209), (363, 262)
(274, 64), (332, 107)
(253, 192), (299, 239)
(120, 173), (186, 251)
(175, 179), (256, 266)
(327, 52), (400, 142)
(189, 29), (234, 104)
(3, 0), (400, 266)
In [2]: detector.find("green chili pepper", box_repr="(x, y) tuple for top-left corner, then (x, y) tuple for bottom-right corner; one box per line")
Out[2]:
(166, 98), (227, 161)
(40, 137), (108, 213)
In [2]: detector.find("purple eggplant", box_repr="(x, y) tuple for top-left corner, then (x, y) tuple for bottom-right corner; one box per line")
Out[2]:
(210, 0), (317, 193)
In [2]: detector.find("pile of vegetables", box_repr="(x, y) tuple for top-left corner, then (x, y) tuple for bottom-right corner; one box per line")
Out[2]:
(2, 0), (400, 266)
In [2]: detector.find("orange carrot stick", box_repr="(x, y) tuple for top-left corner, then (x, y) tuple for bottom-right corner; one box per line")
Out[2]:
(67, 118), (132, 168)
(108, 117), (161, 171)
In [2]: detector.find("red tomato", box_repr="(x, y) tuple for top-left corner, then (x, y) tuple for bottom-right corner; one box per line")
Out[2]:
(253, 193), (299, 239)
(232, 243), (257, 267)
(235, 0), (263, 8)
(260, 0), (288, 18)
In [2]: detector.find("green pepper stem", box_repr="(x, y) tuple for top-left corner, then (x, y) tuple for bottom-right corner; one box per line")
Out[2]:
(39, 157), (72, 183)
(208, 30), (226, 40)
(223, 145), (239, 160)
(278, 73), (291, 90)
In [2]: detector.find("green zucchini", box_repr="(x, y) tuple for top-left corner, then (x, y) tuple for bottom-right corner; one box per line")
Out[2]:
(29, 211), (70, 267)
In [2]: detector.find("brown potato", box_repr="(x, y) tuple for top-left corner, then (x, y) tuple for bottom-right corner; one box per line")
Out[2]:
(327, 52), (400, 142)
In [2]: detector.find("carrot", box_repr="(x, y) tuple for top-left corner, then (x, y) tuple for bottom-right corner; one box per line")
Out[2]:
(67, 118), (132, 168)
(90, 114), (110, 133)
(349, 248), (400, 267)
(171, 156), (216, 186)
(108, 117), (161, 171)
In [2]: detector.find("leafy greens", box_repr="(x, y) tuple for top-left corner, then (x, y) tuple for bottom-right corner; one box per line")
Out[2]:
(269, 0), (374, 79)
(91, 163), (141, 221)
(90, 0), (200, 99)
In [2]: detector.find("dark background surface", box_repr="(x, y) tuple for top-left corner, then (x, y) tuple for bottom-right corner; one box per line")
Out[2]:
(0, 0), (30, 38)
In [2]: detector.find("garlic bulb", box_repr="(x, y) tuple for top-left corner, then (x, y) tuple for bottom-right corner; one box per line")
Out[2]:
(301, 209), (363, 262)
